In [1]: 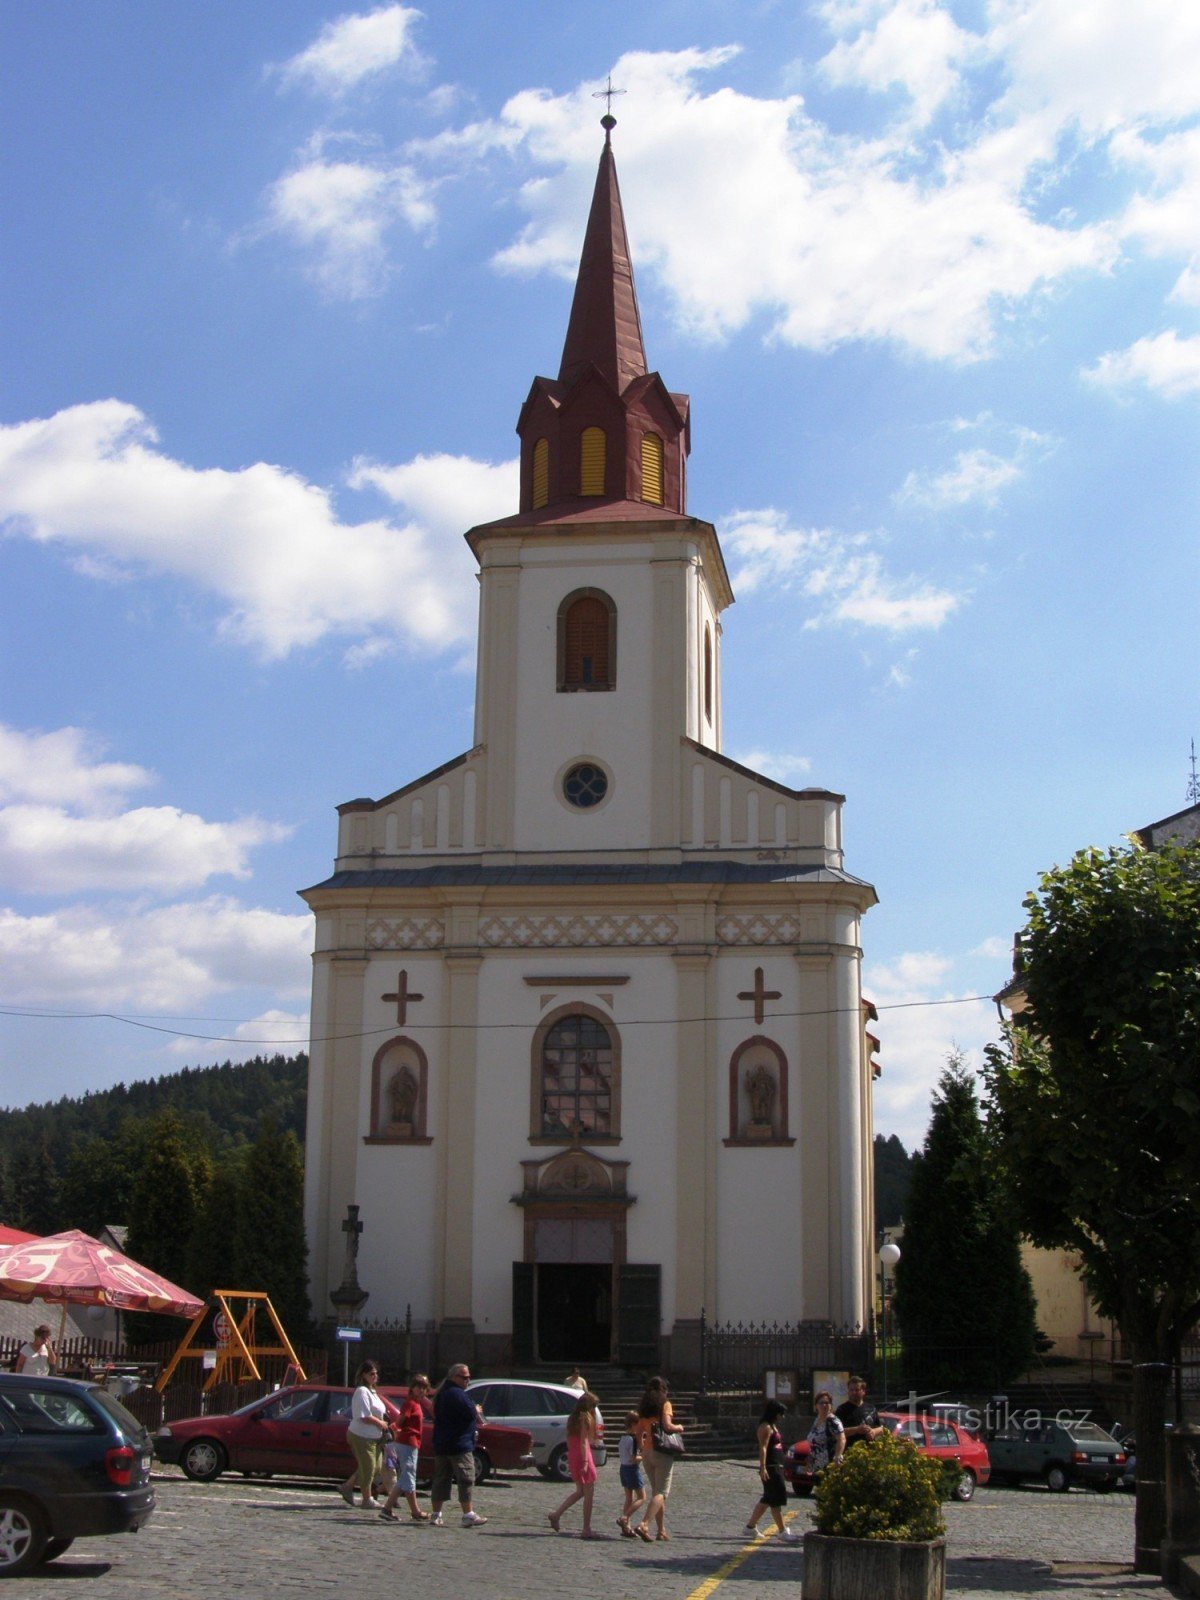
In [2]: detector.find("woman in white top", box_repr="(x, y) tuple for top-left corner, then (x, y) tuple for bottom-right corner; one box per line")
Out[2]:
(15, 1324), (56, 1376)
(340, 1361), (390, 1509)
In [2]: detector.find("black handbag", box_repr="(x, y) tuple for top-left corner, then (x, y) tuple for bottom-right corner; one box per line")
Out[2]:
(652, 1420), (684, 1455)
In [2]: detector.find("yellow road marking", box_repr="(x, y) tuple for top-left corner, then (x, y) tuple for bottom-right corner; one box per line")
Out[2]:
(684, 1511), (800, 1600)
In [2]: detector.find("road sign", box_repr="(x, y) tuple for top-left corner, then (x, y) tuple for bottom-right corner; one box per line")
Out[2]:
(336, 1326), (363, 1341)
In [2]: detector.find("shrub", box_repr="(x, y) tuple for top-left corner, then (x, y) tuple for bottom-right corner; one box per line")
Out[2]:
(813, 1432), (951, 1542)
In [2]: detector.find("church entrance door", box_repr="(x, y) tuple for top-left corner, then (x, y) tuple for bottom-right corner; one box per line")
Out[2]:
(536, 1263), (611, 1363)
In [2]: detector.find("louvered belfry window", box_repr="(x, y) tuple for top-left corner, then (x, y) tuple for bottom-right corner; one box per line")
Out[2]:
(563, 594), (611, 688)
(532, 437), (549, 509)
(580, 427), (606, 496)
(641, 432), (664, 504)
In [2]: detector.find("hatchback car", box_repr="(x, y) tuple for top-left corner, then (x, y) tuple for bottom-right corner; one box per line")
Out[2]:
(466, 1380), (606, 1481)
(789, 1409), (991, 1501)
(154, 1384), (532, 1487)
(986, 1417), (1126, 1491)
(0, 1373), (156, 1576)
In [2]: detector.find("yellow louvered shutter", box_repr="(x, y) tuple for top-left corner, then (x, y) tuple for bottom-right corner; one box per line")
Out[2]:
(532, 438), (549, 509)
(580, 427), (606, 496)
(641, 433), (664, 504)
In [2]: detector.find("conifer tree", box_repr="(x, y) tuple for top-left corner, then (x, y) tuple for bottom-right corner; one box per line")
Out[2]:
(125, 1109), (211, 1293)
(891, 1052), (1036, 1394)
(232, 1118), (311, 1341)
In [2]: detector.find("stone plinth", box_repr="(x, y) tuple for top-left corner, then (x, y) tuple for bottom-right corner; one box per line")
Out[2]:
(801, 1532), (946, 1600)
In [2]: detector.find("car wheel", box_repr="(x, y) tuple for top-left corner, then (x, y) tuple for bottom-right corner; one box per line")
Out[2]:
(549, 1444), (572, 1482)
(0, 1499), (48, 1577)
(181, 1438), (228, 1482)
(1045, 1463), (1070, 1493)
(41, 1537), (75, 1563)
(535, 1463), (555, 1480)
(953, 1469), (976, 1502)
(472, 1449), (491, 1487)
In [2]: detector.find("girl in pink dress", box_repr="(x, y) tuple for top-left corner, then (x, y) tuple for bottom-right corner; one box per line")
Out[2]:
(548, 1391), (600, 1539)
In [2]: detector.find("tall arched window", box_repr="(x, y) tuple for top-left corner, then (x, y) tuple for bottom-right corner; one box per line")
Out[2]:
(580, 427), (606, 496)
(641, 432), (664, 504)
(531, 437), (549, 509)
(704, 625), (713, 724)
(558, 588), (616, 691)
(533, 1009), (619, 1140)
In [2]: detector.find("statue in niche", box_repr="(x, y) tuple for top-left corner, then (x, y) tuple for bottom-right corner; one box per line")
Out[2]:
(387, 1062), (418, 1134)
(745, 1062), (777, 1139)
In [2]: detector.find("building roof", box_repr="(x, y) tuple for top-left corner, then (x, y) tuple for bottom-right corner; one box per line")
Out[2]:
(557, 130), (647, 393)
(303, 861), (875, 894)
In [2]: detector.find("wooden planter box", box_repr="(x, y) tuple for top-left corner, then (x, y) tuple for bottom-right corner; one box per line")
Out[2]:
(802, 1531), (946, 1600)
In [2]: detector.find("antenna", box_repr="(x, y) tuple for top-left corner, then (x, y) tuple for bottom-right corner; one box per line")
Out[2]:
(1187, 739), (1200, 807)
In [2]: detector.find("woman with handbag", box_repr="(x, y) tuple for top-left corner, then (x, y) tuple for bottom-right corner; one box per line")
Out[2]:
(630, 1376), (683, 1542)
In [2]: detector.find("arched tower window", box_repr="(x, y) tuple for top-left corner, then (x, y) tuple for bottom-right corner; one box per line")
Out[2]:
(558, 589), (616, 691)
(532, 1007), (620, 1141)
(641, 432), (664, 505)
(531, 438), (550, 509)
(580, 427), (606, 496)
(704, 624), (713, 724)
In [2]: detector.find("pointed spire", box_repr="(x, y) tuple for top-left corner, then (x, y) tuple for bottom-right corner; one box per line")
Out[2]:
(558, 126), (648, 393)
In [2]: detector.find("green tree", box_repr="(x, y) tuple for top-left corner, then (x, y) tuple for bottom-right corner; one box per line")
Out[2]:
(233, 1119), (311, 1341)
(125, 1110), (211, 1295)
(892, 1052), (1036, 1394)
(187, 1147), (248, 1299)
(874, 1133), (915, 1231)
(984, 838), (1200, 1575)
(9, 1131), (63, 1235)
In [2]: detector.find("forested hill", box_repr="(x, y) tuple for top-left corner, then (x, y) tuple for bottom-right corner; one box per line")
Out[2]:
(0, 1054), (307, 1235)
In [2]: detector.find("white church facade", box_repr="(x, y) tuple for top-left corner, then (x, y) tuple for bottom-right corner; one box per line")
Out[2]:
(302, 125), (879, 1371)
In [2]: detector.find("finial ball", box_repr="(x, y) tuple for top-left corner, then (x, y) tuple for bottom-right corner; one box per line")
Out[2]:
(601, 113), (617, 131)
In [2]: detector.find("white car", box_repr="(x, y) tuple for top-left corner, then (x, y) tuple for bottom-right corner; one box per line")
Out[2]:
(466, 1380), (606, 1481)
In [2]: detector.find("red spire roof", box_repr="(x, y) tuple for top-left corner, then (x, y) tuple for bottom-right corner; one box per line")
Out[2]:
(557, 133), (648, 393)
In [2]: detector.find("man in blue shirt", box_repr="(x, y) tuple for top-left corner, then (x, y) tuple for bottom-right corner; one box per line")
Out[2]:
(430, 1362), (487, 1527)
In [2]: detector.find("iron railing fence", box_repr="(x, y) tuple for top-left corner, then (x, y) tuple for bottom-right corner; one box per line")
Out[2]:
(698, 1314), (872, 1397)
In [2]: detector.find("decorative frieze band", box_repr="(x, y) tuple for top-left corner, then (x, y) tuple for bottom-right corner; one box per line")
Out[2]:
(365, 916), (446, 950)
(478, 912), (679, 948)
(715, 913), (805, 945)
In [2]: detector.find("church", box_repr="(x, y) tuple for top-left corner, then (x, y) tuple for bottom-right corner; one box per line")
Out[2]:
(301, 120), (879, 1372)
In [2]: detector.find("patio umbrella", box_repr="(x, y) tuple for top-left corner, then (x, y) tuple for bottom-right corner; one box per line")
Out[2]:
(0, 1229), (203, 1319)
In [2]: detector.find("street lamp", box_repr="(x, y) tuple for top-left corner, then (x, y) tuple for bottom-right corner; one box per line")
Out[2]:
(878, 1241), (901, 1405)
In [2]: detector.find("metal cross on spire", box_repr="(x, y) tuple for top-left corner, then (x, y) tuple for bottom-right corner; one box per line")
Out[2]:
(593, 73), (626, 136)
(1187, 738), (1200, 807)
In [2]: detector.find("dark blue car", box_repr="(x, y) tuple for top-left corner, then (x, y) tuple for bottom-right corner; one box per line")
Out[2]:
(0, 1373), (156, 1575)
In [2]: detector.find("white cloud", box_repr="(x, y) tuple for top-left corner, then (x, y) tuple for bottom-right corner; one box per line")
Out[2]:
(898, 447), (1022, 510)
(722, 507), (961, 632)
(0, 725), (150, 810)
(730, 749), (813, 784)
(278, 5), (424, 96)
(1084, 330), (1200, 399)
(471, 48), (1112, 362)
(0, 402), (514, 659)
(865, 949), (999, 1148)
(0, 898), (312, 1012)
(818, 0), (976, 125)
(0, 805), (287, 896)
(166, 1008), (311, 1061)
(0, 721), (289, 895)
(265, 156), (436, 299)
(1113, 125), (1200, 306)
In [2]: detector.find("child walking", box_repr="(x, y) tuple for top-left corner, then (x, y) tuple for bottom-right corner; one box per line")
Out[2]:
(616, 1410), (647, 1537)
(378, 1374), (432, 1523)
(547, 1391), (601, 1539)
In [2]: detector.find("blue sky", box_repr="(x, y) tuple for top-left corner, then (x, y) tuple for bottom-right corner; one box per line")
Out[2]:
(1, 2), (1197, 1148)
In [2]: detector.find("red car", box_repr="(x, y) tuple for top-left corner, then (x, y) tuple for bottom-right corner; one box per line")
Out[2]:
(153, 1384), (533, 1486)
(789, 1410), (991, 1501)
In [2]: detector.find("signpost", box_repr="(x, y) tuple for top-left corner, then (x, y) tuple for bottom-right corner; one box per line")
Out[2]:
(336, 1325), (362, 1386)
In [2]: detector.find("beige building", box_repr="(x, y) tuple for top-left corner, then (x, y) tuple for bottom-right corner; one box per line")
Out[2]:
(301, 126), (878, 1370)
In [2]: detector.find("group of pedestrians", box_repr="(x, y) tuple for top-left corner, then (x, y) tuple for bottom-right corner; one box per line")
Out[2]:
(339, 1359), (487, 1527)
(548, 1374), (683, 1542)
(743, 1372), (885, 1537)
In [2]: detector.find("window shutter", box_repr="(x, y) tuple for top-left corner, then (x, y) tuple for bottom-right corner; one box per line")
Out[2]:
(580, 427), (606, 496)
(641, 433), (664, 504)
(564, 595), (610, 687)
(532, 437), (549, 509)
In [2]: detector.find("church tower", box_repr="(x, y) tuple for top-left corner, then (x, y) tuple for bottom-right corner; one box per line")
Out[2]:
(302, 120), (878, 1373)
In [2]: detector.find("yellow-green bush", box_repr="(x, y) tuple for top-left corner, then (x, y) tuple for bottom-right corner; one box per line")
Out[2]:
(812, 1431), (950, 1542)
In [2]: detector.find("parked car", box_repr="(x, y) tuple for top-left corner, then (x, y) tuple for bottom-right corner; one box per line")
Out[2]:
(986, 1417), (1126, 1491)
(0, 1373), (156, 1577)
(466, 1380), (607, 1481)
(789, 1410), (990, 1501)
(153, 1384), (533, 1487)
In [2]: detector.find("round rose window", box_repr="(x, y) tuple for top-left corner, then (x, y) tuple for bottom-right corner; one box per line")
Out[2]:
(562, 762), (608, 808)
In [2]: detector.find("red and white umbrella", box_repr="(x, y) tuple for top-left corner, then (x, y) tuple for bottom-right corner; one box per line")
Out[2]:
(0, 1229), (203, 1318)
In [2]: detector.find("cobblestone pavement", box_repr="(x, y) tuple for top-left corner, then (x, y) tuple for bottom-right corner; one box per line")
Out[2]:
(6, 1460), (1183, 1599)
